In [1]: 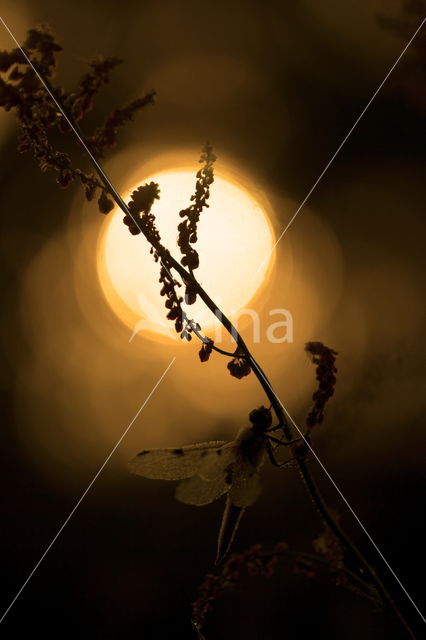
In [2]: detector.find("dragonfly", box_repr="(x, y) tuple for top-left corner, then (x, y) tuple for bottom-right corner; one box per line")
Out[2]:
(129, 406), (294, 563)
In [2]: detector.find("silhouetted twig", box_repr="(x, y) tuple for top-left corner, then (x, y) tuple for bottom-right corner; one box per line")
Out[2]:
(0, 24), (416, 639)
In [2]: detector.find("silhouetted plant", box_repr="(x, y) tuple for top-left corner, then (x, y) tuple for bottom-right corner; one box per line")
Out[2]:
(191, 524), (382, 639)
(0, 24), (417, 639)
(0, 25), (154, 213)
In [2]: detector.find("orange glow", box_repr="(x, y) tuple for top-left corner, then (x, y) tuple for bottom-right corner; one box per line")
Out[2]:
(16, 148), (349, 475)
(97, 166), (276, 341)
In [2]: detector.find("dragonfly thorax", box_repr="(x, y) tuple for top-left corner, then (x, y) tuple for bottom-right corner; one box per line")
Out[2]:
(237, 426), (267, 467)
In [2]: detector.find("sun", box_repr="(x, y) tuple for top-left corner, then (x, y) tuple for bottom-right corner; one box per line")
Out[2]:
(97, 163), (275, 341)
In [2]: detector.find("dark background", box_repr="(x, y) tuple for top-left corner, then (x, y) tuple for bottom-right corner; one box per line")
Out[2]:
(0, 1), (425, 638)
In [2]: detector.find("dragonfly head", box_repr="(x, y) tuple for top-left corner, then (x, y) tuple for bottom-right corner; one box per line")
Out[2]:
(248, 405), (272, 434)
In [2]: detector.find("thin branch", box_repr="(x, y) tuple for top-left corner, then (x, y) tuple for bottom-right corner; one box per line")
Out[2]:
(298, 459), (416, 639)
(78, 131), (414, 635)
(189, 321), (249, 358)
(26, 64), (416, 640)
(63, 100), (415, 639)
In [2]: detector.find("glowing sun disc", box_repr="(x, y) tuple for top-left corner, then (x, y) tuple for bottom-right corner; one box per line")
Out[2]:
(97, 167), (275, 341)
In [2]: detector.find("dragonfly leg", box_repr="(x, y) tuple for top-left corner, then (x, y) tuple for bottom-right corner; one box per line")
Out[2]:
(266, 423), (285, 433)
(266, 424), (303, 443)
(266, 439), (295, 468)
(267, 434), (302, 447)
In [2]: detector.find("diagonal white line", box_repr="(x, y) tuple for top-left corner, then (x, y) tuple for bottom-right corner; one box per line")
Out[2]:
(253, 16), (426, 282)
(283, 403), (426, 624)
(0, 15), (178, 288)
(0, 15), (180, 626)
(249, 17), (426, 625)
(253, 362), (426, 624)
(2, 11), (425, 629)
(0, 357), (176, 624)
(0, 16), (127, 214)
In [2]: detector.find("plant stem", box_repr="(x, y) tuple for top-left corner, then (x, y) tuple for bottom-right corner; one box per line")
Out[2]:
(298, 458), (416, 639)
(88, 147), (415, 638)
(40, 73), (293, 432)
(42, 79), (416, 638)
(85, 144), (414, 637)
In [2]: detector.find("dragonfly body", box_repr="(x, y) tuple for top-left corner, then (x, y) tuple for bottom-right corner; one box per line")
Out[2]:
(237, 425), (268, 466)
(129, 406), (284, 562)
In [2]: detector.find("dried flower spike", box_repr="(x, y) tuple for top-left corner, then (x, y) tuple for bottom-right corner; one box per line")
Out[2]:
(178, 142), (216, 304)
(86, 92), (155, 158)
(304, 341), (338, 432)
(191, 543), (286, 632)
(124, 182), (160, 237)
(0, 25), (154, 211)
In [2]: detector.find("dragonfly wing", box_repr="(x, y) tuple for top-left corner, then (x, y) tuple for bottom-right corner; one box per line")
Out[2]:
(129, 441), (227, 480)
(176, 443), (236, 505)
(229, 460), (262, 507)
(176, 473), (230, 506)
(198, 443), (236, 481)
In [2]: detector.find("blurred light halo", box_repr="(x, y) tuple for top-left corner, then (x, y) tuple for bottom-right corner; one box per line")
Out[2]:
(97, 158), (276, 342)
